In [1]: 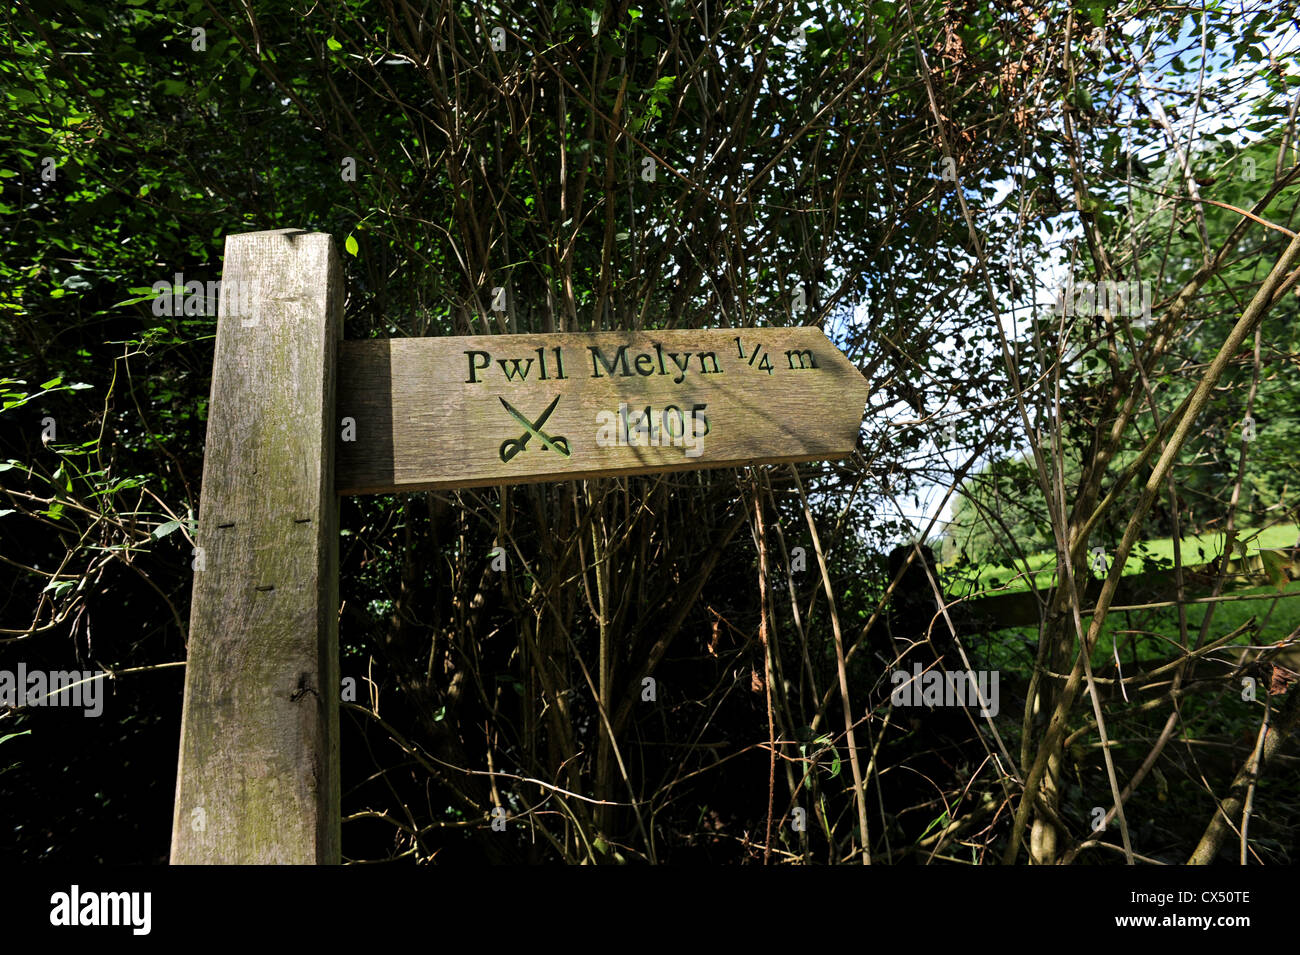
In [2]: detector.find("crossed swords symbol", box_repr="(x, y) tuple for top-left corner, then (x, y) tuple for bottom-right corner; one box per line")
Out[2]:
(498, 395), (572, 462)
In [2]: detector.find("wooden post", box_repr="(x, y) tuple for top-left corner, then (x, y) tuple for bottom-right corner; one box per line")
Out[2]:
(170, 230), (342, 864)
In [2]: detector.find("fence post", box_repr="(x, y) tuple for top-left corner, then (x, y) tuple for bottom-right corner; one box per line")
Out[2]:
(170, 229), (342, 864)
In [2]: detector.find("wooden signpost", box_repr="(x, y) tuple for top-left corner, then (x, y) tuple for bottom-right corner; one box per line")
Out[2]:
(170, 229), (870, 864)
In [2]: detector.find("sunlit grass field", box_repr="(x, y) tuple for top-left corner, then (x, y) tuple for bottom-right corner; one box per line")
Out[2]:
(947, 523), (1300, 667)
(947, 522), (1299, 596)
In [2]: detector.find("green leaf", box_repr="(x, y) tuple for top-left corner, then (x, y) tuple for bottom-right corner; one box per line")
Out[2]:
(153, 519), (182, 539)
(327, 37), (343, 51)
(0, 730), (32, 746)
(344, 234), (359, 257)
(1261, 550), (1289, 592)
(918, 809), (950, 841)
(113, 290), (163, 307)
(100, 477), (145, 495)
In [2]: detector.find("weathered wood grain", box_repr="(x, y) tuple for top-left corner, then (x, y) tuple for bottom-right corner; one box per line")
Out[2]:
(170, 230), (342, 864)
(336, 327), (870, 494)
